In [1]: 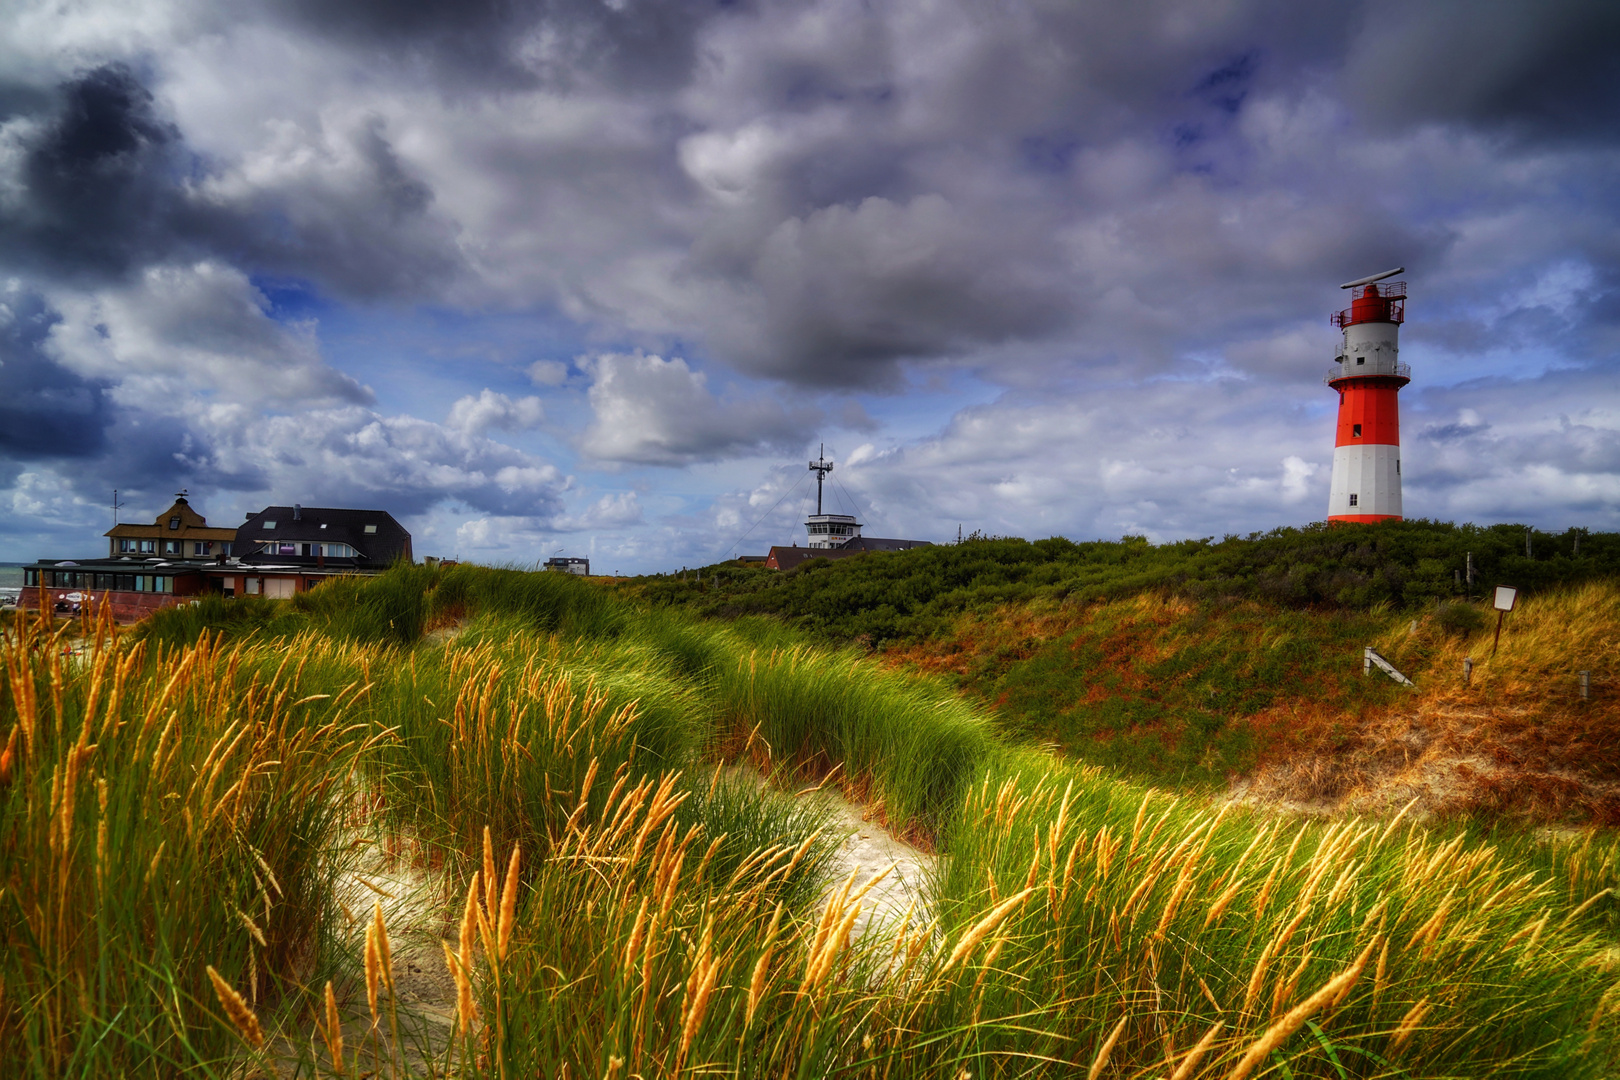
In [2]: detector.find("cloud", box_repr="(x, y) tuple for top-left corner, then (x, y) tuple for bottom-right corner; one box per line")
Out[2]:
(43, 261), (370, 407)
(260, 0), (715, 93)
(1345, 0), (1620, 140)
(0, 285), (111, 456)
(553, 490), (642, 532)
(1, 0), (1618, 571)
(446, 388), (544, 436)
(0, 63), (190, 281)
(527, 359), (569, 386)
(580, 352), (817, 465)
(0, 62), (463, 299)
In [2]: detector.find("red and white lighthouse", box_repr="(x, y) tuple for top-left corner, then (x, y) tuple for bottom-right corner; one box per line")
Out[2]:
(1327, 267), (1409, 522)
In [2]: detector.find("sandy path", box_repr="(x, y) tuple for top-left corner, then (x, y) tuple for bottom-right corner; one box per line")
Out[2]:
(798, 784), (936, 941)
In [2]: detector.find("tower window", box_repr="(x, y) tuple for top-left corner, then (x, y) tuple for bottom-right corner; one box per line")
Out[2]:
(1396, 459), (1400, 474)
(1352, 424), (1362, 437)
(1356, 356), (1365, 365)
(1349, 494), (1359, 507)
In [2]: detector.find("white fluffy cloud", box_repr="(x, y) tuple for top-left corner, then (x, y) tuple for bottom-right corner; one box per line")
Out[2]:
(446, 389), (545, 436)
(45, 261), (369, 407)
(580, 352), (815, 466)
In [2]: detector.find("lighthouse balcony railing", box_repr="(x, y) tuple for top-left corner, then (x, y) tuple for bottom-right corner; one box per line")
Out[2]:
(1325, 360), (1410, 385)
(1332, 294), (1406, 328)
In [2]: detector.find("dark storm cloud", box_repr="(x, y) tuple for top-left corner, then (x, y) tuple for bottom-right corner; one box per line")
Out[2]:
(0, 64), (190, 281)
(0, 64), (460, 298)
(1347, 0), (1620, 139)
(0, 290), (110, 456)
(263, 0), (720, 92)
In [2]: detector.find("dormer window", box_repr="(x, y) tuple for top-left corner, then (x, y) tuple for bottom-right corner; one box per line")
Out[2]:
(264, 521), (276, 529)
(364, 524), (378, 534)
(169, 516), (181, 530)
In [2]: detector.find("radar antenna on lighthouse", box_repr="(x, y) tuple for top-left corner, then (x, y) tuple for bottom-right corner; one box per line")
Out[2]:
(1326, 267), (1409, 522)
(804, 444), (862, 549)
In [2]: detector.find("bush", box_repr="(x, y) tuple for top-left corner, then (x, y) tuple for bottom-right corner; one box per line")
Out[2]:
(1436, 600), (1488, 637)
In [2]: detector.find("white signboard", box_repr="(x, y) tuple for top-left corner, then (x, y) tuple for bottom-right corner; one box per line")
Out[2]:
(1493, 585), (1518, 612)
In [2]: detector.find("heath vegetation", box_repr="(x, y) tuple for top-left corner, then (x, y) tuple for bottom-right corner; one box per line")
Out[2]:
(3, 561), (1617, 1077)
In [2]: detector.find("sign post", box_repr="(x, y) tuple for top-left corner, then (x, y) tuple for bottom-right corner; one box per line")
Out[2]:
(1491, 585), (1518, 656)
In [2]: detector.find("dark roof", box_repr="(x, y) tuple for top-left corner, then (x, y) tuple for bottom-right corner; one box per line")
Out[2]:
(765, 538), (931, 572)
(237, 506), (412, 569)
(842, 537), (932, 553)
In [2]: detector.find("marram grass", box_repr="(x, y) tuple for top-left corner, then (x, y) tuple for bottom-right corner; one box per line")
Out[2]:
(6, 570), (1620, 1078)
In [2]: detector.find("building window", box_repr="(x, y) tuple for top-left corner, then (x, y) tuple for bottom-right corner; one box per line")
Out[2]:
(164, 540), (180, 555)
(364, 524), (378, 534)
(263, 521), (276, 530)
(169, 516), (181, 530)
(140, 539), (156, 554)
(119, 539), (135, 552)
(221, 542), (233, 556)
(25, 568), (37, 586)
(1352, 424), (1362, 438)
(1348, 494), (1359, 507)
(193, 541), (212, 556)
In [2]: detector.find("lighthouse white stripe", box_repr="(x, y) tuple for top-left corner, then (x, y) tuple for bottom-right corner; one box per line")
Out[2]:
(1328, 443), (1402, 518)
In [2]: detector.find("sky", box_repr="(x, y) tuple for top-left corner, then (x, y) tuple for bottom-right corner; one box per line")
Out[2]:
(1, 0), (1616, 574)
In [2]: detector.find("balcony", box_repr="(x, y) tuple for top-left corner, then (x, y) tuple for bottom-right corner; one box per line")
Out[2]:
(1332, 281), (1407, 328)
(1325, 360), (1410, 385)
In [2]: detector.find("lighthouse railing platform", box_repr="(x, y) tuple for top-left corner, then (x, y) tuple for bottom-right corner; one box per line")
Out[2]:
(1325, 359), (1410, 385)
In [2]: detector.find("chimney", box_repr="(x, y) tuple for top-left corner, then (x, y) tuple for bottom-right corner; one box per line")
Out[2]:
(294, 504), (302, 521)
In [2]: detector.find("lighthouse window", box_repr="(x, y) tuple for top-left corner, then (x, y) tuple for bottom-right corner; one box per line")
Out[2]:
(1349, 494), (1359, 507)
(1352, 424), (1362, 438)
(1355, 356), (1365, 365)
(1396, 459), (1401, 474)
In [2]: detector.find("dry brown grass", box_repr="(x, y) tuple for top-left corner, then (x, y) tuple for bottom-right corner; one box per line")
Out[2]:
(892, 580), (1620, 823)
(1243, 583), (1620, 821)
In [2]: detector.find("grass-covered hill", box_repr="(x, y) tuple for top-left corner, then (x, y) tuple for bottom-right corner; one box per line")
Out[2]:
(6, 565), (1620, 1078)
(627, 519), (1617, 646)
(620, 520), (1620, 813)
(886, 582), (1620, 821)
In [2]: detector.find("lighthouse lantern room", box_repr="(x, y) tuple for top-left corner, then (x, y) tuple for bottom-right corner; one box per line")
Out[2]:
(1326, 267), (1409, 523)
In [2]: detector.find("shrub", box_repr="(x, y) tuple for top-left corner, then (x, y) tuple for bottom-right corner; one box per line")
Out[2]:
(1435, 599), (1488, 637)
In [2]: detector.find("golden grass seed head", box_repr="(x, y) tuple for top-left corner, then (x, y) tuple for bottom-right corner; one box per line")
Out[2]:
(1226, 937), (1376, 1080)
(1087, 1013), (1131, 1080)
(322, 980), (344, 1071)
(1169, 1019), (1225, 1080)
(205, 965), (265, 1049)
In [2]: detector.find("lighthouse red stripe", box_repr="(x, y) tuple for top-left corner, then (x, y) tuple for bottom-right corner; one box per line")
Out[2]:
(1335, 383), (1401, 447)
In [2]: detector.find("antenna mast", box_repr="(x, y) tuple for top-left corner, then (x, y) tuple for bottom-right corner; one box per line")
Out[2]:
(112, 489), (126, 527)
(808, 444), (834, 516)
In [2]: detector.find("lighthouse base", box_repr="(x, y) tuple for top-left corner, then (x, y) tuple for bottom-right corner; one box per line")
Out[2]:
(1327, 443), (1402, 520)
